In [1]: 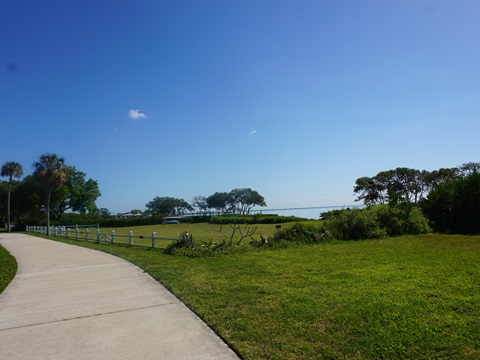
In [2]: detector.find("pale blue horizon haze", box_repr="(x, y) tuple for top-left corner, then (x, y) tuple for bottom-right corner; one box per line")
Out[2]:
(1, 1), (479, 218)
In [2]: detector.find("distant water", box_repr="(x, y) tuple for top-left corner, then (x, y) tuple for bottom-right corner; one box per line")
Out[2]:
(253, 205), (363, 220)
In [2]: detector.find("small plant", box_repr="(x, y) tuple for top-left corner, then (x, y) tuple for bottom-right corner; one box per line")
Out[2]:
(165, 232), (195, 254)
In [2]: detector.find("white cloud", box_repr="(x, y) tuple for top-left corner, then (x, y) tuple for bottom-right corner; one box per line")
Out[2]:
(249, 130), (257, 136)
(128, 109), (148, 120)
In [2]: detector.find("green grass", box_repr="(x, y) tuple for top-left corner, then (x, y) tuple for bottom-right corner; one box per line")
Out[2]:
(100, 221), (322, 238)
(70, 221), (323, 248)
(30, 232), (480, 359)
(0, 244), (17, 294)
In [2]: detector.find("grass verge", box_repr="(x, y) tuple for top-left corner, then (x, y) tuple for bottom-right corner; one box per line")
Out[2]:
(0, 244), (18, 294)
(29, 232), (480, 359)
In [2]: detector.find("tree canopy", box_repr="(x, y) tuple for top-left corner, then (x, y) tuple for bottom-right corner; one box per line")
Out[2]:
(49, 166), (101, 220)
(354, 162), (480, 234)
(422, 167), (480, 234)
(145, 196), (193, 216)
(33, 154), (68, 235)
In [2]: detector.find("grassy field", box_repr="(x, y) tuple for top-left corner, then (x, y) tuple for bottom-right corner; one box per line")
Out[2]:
(0, 244), (17, 294)
(27, 232), (480, 359)
(74, 221), (323, 248)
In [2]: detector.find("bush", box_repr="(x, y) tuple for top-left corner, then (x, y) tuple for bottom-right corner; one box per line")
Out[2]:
(165, 232), (229, 257)
(251, 222), (332, 248)
(328, 205), (430, 240)
(329, 208), (387, 240)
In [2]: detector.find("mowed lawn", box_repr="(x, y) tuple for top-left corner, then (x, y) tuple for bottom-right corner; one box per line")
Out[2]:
(98, 221), (322, 247)
(30, 232), (480, 359)
(0, 244), (17, 293)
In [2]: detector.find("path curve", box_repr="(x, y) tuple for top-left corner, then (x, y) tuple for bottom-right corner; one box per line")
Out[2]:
(0, 234), (239, 360)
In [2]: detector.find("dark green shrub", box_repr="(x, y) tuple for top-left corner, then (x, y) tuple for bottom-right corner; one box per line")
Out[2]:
(328, 205), (430, 240)
(320, 209), (350, 220)
(370, 204), (430, 236)
(329, 208), (387, 240)
(251, 223), (332, 248)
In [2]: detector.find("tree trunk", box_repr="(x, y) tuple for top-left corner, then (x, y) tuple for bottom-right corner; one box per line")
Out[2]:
(7, 179), (11, 233)
(46, 192), (51, 236)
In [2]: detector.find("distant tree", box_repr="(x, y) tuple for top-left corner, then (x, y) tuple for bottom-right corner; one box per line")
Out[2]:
(206, 192), (231, 214)
(353, 176), (386, 206)
(130, 209), (143, 215)
(49, 166), (101, 220)
(145, 196), (193, 216)
(1, 161), (23, 232)
(98, 208), (111, 217)
(228, 188), (266, 214)
(33, 154), (68, 235)
(192, 196), (209, 215)
(354, 168), (433, 206)
(457, 162), (480, 176)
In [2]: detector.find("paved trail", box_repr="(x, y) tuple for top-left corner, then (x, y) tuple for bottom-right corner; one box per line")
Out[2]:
(0, 234), (239, 360)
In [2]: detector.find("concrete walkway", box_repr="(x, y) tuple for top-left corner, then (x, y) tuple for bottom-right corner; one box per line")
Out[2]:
(0, 234), (239, 360)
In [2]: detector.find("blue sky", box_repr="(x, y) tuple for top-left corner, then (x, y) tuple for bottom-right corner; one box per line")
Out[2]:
(1, 0), (479, 217)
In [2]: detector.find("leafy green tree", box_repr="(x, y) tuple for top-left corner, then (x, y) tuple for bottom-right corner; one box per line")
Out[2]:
(98, 208), (111, 217)
(355, 168), (433, 206)
(49, 166), (101, 220)
(192, 196), (209, 215)
(33, 154), (68, 235)
(228, 188), (266, 214)
(422, 168), (480, 233)
(145, 196), (193, 216)
(353, 176), (386, 205)
(1, 161), (24, 232)
(10, 175), (44, 224)
(206, 192), (231, 215)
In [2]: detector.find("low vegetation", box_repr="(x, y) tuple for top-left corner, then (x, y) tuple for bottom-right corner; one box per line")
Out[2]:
(36, 232), (480, 359)
(0, 244), (17, 293)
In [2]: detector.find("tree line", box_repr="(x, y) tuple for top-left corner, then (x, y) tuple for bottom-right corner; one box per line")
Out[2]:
(1, 154), (267, 231)
(350, 162), (480, 234)
(0, 154), (100, 234)
(144, 188), (267, 216)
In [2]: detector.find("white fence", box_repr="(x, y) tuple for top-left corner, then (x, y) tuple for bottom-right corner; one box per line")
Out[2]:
(26, 226), (180, 248)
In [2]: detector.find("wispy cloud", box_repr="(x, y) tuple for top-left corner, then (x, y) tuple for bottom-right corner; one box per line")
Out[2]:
(128, 109), (148, 120)
(249, 130), (257, 136)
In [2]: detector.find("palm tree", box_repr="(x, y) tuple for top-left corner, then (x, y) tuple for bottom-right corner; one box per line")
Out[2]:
(33, 154), (67, 236)
(1, 161), (24, 233)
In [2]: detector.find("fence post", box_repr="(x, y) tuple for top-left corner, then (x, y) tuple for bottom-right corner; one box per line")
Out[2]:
(129, 231), (133, 246)
(86, 228), (89, 241)
(152, 232), (156, 248)
(112, 230), (115, 244)
(67, 228), (70, 239)
(76, 227), (79, 240)
(97, 229), (101, 243)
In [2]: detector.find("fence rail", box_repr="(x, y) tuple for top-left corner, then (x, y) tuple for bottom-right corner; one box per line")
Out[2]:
(26, 226), (180, 248)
